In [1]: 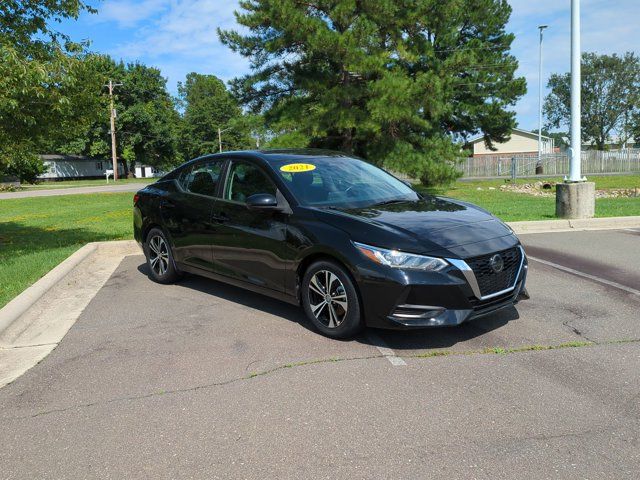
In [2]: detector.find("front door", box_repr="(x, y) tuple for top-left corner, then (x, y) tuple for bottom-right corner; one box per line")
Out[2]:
(210, 160), (289, 292)
(161, 158), (223, 271)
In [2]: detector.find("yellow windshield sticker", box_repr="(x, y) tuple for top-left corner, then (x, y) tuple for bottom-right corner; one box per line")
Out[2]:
(280, 163), (316, 173)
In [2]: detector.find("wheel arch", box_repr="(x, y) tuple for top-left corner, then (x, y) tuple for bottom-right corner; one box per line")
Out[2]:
(142, 221), (172, 245)
(142, 222), (162, 243)
(142, 223), (183, 275)
(141, 223), (177, 261)
(295, 251), (365, 320)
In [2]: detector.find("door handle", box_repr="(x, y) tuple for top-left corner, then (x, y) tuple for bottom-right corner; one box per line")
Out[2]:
(160, 200), (176, 209)
(212, 212), (229, 223)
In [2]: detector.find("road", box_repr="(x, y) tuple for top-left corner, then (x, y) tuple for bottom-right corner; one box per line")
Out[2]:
(1, 229), (639, 479)
(0, 183), (146, 199)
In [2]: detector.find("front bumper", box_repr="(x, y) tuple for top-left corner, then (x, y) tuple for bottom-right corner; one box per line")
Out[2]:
(356, 246), (528, 329)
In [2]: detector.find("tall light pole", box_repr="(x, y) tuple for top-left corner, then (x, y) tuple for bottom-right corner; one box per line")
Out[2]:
(537, 25), (548, 174)
(556, 0), (594, 218)
(569, 0), (581, 181)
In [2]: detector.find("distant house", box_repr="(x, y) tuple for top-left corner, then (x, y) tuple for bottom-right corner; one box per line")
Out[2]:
(38, 155), (124, 181)
(465, 128), (556, 158)
(583, 136), (639, 150)
(134, 164), (164, 179)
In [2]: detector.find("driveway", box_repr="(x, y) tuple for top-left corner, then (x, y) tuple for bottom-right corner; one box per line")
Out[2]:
(0, 183), (146, 199)
(1, 229), (639, 479)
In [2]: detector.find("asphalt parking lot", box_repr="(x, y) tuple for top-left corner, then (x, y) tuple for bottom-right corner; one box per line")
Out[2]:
(1, 229), (639, 479)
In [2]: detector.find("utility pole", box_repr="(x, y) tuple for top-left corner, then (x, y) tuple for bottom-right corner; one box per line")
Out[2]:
(537, 25), (548, 174)
(218, 127), (231, 153)
(556, 0), (595, 218)
(106, 80), (123, 180)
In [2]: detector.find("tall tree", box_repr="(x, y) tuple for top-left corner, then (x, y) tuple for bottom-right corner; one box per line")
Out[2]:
(0, 1), (93, 54)
(52, 57), (181, 174)
(219, 0), (525, 185)
(178, 73), (251, 159)
(0, 0), (96, 181)
(544, 52), (640, 150)
(117, 63), (181, 173)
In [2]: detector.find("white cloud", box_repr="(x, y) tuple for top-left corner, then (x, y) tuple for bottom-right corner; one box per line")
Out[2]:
(110, 0), (248, 89)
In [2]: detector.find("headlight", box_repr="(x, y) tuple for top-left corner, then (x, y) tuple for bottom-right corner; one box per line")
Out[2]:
(354, 242), (448, 272)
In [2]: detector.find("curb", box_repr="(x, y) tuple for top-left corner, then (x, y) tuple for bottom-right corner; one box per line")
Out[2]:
(0, 243), (98, 335)
(507, 216), (640, 234)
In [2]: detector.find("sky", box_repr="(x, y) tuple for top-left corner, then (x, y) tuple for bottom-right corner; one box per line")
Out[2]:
(56, 0), (639, 131)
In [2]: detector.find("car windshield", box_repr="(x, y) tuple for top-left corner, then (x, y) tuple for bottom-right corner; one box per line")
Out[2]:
(271, 156), (420, 209)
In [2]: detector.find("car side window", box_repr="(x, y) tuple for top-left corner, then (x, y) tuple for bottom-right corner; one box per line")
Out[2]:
(224, 162), (277, 203)
(179, 160), (222, 197)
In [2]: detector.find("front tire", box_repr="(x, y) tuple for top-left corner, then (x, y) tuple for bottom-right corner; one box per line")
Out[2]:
(144, 228), (179, 284)
(301, 260), (363, 339)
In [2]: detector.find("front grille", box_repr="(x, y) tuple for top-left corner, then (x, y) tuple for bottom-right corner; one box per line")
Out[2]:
(466, 247), (522, 297)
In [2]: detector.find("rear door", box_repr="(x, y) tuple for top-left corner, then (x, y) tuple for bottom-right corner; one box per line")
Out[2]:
(160, 158), (223, 271)
(210, 159), (289, 292)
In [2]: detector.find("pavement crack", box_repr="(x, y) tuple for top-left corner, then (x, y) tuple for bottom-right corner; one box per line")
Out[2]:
(15, 354), (385, 420)
(562, 319), (597, 343)
(8, 338), (640, 420)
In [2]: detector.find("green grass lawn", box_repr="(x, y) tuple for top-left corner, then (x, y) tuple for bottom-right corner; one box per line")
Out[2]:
(20, 177), (155, 190)
(419, 174), (640, 222)
(0, 174), (639, 309)
(0, 193), (133, 308)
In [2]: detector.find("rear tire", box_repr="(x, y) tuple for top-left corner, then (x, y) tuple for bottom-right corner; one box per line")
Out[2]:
(144, 228), (179, 284)
(301, 260), (363, 339)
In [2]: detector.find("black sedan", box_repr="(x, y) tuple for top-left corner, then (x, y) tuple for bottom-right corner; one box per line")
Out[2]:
(133, 149), (528, 338)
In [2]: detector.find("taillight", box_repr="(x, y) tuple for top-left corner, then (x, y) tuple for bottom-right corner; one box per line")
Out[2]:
(133, 194), (140, 205)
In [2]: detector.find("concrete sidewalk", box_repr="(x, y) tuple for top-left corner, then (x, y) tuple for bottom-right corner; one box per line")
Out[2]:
(0, 241), (139, 388)
(0, 183), (147, 199)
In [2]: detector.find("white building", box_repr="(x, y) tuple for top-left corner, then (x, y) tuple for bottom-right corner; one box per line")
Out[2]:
(465, 128), (555, 158)
(38, 155), (124, 180)
(134, 164), (164, 178)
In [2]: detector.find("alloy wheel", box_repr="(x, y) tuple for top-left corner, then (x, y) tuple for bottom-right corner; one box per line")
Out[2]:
(307, 270), (348, 328)
(148, 234), (169, 277)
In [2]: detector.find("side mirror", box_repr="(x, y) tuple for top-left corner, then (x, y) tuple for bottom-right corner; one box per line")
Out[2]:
(246, 193), (279, 210)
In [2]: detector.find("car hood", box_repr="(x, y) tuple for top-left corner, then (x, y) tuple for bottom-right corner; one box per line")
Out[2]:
(313, 196), (516, 257)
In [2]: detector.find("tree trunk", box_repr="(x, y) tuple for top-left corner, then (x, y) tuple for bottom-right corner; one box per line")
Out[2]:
(120, 158), (130, 177)
(341, 128), (354, 154)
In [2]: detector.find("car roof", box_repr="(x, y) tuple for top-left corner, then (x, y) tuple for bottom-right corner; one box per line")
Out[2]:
(228, 148), (356, 164)
(168, 149), (359, 178)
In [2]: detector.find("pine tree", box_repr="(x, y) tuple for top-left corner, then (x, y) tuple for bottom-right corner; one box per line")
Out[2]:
(219, 0), (525, 185)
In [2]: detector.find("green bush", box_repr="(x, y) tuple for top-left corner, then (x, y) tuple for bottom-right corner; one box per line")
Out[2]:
(1, 148), (47, 183)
